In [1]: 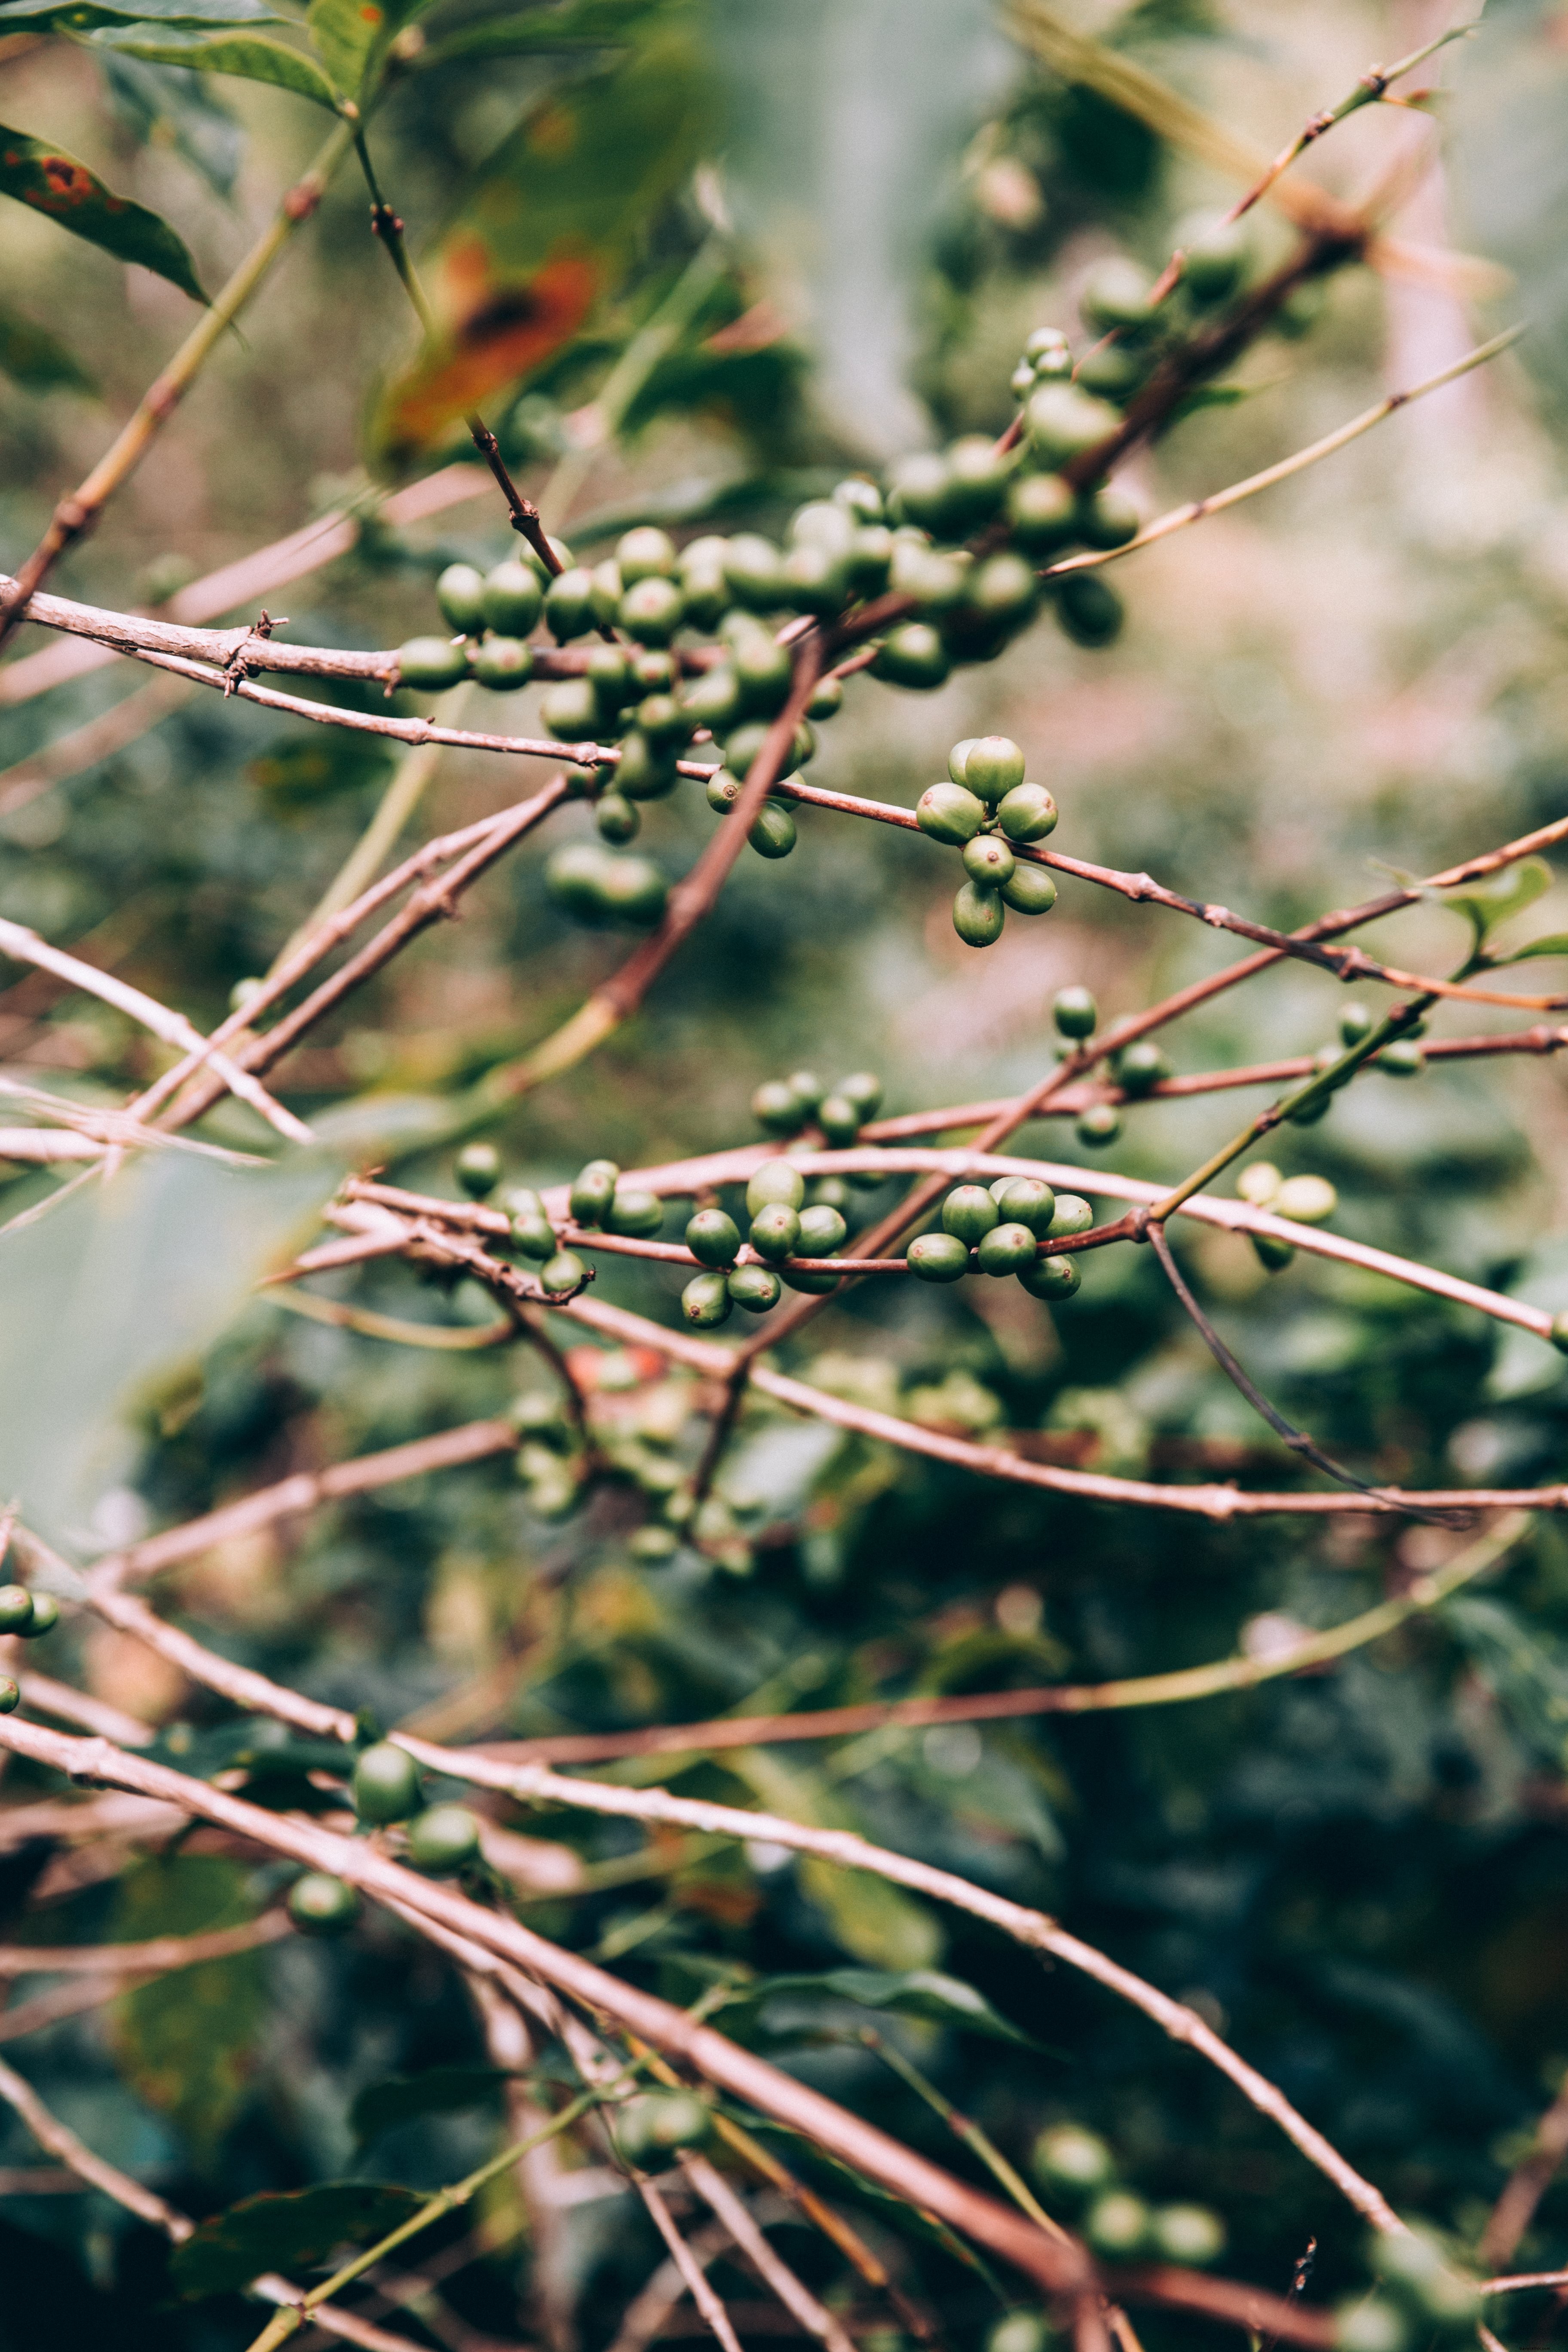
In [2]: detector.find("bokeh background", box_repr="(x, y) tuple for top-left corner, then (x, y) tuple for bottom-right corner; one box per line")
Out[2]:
(6, 2), (1568, 2346)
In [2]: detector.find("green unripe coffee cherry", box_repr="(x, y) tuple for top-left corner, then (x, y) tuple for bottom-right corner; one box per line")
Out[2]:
(1011, 361), (1037, 400)
(816, 1094), (861, 1148)
(472, 636), (533, 692)
(807, 674), (844, 722)
(1081, 256), (1158, 333)
(1020, 1252), (1081, 1300)
(617, 2091), (711, 2162)
(1002, 865), (1057, 916)
(1027, 383), (1121, 466)
(1054, 985), (1097, 1037)
(959, 551), (1038, 633)
(510, 1390), (570, 1446)
(781, 542), (847, 616)
(893, 542), (967, 612)
(596, 855), (668, 924)
(406, 1803), (482, 1874)
(542, 677), (603, 743)
(1085, 2191), (1151, 2257)
(944, 433), (1011, 524)
(1033, 2123), (1115, 2196)
(21, 1593), (58, 1636)
(888, 450), (954, 534)
(908, 1231), (971, 1282)
(620, 577), (684, 646)
(682, 1271), (733, 1329)
(749, 1203), (802, 1262)
(996, 784), (1057, 842)
(1025, 325), (1072, 371)
(288, 1872), (360, 1936)
(752, 1079), (806, 1136)
(1008, 471), (1078, 554)
(0, 1678), (15, 1715)
(570, 1160), (619, 1227)
(509, 1209), (556, 1261)
(786, 1069), (825, 1112)
(1178, 213), (1248, 304)
(595, 792), (640, 844)
(977, 1221), (1038, 1275)
(1550, 1310), (1568, 1356)
(606, 1189), (663, 1238)
(963, 836), (1017, 889)
(1048, 1194), (1093, 1236)
(1151, 2205), (1225, 2266)
(1340, 1000), (1374, 1046)
(797, 1204), (847, 1255)
(782, 1264), (842, 1293)
(545, 839), (611, 915)
(1078, 488), (1141, 551)
(963, 736), (1026, 803)
(0, 1586), (33, 1634)
(637, 693), (689, 752)
(686, 1209), (741, 1266)
(917, 781), (986, 845)
(1252, 1233), (1296, 1272)
(988, 2317), (1050, 2352)
(946, 736), (979, 785)
(809, 1176), (851, 1210)
(732, 631), (793, 714)
(1275, 1174), (1337, 1225)
(1116, 1041), (1169, 1094)
(1371, 2228), (1481, 2329)
(725, 534), (786, 610)
(1379, 1039), (1424, 1077)
(1333, 2298), (1410, 2352)
(681, 564), (728, 631)
(539, 1250), (588, 1297)
(749, 803), (797, 860)
(836, 1072), (883, 1117)
(873, 623), (950, 691)
(747, 1161), (806, 1218)
(616, 732), (678, 801)
(1077, 1104), (1121, 1147)
(684, 665), (743, 733)
(943, 1184), (1000, 1244)
(1075, 344), (1149, 402)
(728, 1264), (782, 1313)
(845, 524), (893, 594)
(456, 1142), (502, 1200)
(630, 1524), (679, 1564)
(992, 1177), (1056, 1233)
(589, 560), (623, 625)
(953, 882), (1005, 948)
(545, 566), (597, 641)
(583, 643), (629, 708)
(482, 559), (543, 636)
(1057, 573), (1124, 647)
(436, 562), (487, 634)
(833, 476), (883, 523)
(353, 1741), (422, 1825)
(632, 648), (676, 691)
(616, 525), (677, 585)
(397, 636), (469, 692)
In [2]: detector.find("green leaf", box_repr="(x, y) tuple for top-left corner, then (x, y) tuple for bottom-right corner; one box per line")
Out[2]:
(0, 294), (96, 389)
(304, 0), (424, 104)
(419, 0), (671, 68)
(171, 2180), (424, 2299)
(1491, 929), (1568, 966)
(0, 121), (207, 300)
(96, 47), (244, 201)
(727, 1966), (1039, 2046)
(1442, 856), (1552, 952)
(371, 20), (711, 461)
(0, 0), (279, 27)
(91, 25), (343, 107)
(351, 2065), (516, 2146)
(109, 1856), (269, 2162)
(797, 1856), (943, 1972)
(1443, 1596), (1568, 1770)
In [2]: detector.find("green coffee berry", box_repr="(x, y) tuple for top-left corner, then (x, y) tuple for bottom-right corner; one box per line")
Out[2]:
(946, 433), (1012, 522)
(545, 566), (597, 642)
(0, 1586), (33, 1635)
(917, 781), (986, 845)
(1178, 213), (1248, 304)
(1048, 1193), (1093, 1236)
(988, 2315), (1049, 2352)
(1085, 2190), (1151, 2257)
(728, 1263), (782, 1313)
(288, 1872), (360, 1936)
(582, 643), (628, 707)
(687, 1209), (742, 1266)
(1033, 2122), (1115, 2194)
(1053, 985), (1096, 1037)
(1339, 1000), (1374, 1046)
(964, 835), (1017, 888)
(963, 736), (1027, 804)
(616, 525), (677, 585)
(470, 634), (532, 693)
(630, 1524), (679, 1564)
(816, 1093), (861, 1148)
(1011, 360), (1037, 399)
(1078, 487), (1141, 551)
(482, 559), (543, 637)
(456, 1142), (502, 1200)
(1335, 2301), (1410, 2352)
(1252, 1233), (1296, 1272)
(781, 542), (847, 616)
(1378, 1039), (1424, 1077)
(809, 1176), (852, 1210)
(872, 623), (951, 690)
(1002, 865), (1058, 916)
(1151, 2205), (1225, 2266)
(1551, 1310), (1568, 1356)
(960, 551), (1038, 630)
(619, 576), (684, 646)
(752, 1079), (805, 1136)
(790, 499), (854, 555)
(1275, 1174), (1337, 1224)
(750, 1202), (802, 1262)
(510, 1390), (570, 1445)
(684, 665), (742, 732)
(509, 1209), (556, 1261)
(406, 1803), (482, 1874)
(1025, 325), (1072, 371)
(436, 561), (487, 635)
(846, 524), (894, 594)
(782, 1265), (842, 1293)
(617, 2090), (711, 2161)
(682, 1271), (733, 1329)
(890, 542), (966, 612)
(1027, 383), (1122, 465)
(539, 1250), (589, 1296)
(943, 1184), (1000, 1243)
(1008, 471), (1078, 554)
(888, 450), (954, 534)
(1081, 256), (1157, 333)
(396, 636), (469, 692)
(1075, 343), (1149, 402)
(352, 1741), (422, 1825)
(747, 1161), (805, 1218)
(786, 1069), (825, 1112)
(977, 1221), (1038, 1275)
(1116, 1040), (1170, 1094)
(1235, 1162), (1281, 1207)
(595, 792), (640, 844)
(993, 1176), (1056, 1233)
(834, 476), (883, 523)
(724, 534), (785, 610)
(908, 1231), (971, 1282)
(570, 1160), (618, 1226)
(542, 677), (603, 743)
(947, 738), (980, 785)
(706, 768), (743, 816)
(588, 560), (622, 626)
(637, 693), (689, 753)
(21, 1594), (57, 1636)
(996, 784), (1057, 842)
(1056, 573), (1124, 646)
(720, 720), (770, 778)
(953, 881), (1005, 947)
(1019, 1252), (1081, 1300)
(807, 674), (844, 721)
(545, 839), (611, 915)
(606, 1189), (664, 1238)
(749, 802), (798, 860)
(797, 1204), (847, 1254)
(836, 1071), (883, 1116)
(1077, 1104), (1121, 1147)
(1371, 2226), (1480, 2328)
(595, 855), (668, 924)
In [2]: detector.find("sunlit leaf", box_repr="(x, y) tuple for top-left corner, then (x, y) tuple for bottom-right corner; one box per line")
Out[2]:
(350, 2064), (515, 2145)
(171, 2180), (423, 2299)
(109, 1856), (268, 2162)
(1442, 856), (1551, 952)
(1491, 929), (1568, 966)
(305, 0), (422, 104)
(95, 47), (244, 201)
(0, 294), (96, 389)
(0, 0), (278, 27)
(797, 1856), (943, 1971)
(92, 25), (342, 109)
(371, 21), (710, 461)
(0, 121), (207, 300)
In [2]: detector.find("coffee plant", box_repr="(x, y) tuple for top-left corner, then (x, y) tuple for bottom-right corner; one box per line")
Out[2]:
(3, 3), (1568, 2349)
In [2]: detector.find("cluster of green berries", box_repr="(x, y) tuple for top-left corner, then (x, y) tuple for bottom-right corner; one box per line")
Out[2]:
(908, 1176), (1091, 1300)
(681, 1159), (854, 1328)
(916, 735), (1060, 946)
(1335, 2226), (1482, 2352)
(1030, 2120), (1226, 2265)
(395, 544), (560, 692)
(750, 1066), (883, 1152)
(286, 1741), (483, 1936)
(1235, 1161), (1338, 1271)
(0, 1583), (60, 1712)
